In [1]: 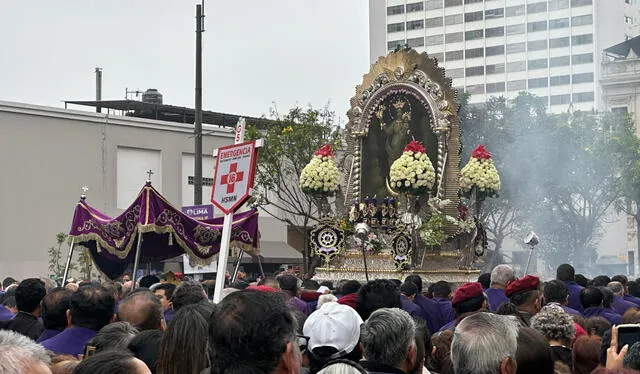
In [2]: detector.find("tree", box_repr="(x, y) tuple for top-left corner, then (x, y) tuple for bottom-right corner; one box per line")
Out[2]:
(77, 248), (93, 281)
(246, 105), (341, 274)
(48, 232), (74, 281)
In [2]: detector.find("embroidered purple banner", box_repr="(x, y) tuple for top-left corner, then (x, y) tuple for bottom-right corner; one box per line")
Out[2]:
(68, 183), (259, 280)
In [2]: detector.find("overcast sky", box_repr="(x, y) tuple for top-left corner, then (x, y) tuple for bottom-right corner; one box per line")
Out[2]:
(0, 1), (369, 123)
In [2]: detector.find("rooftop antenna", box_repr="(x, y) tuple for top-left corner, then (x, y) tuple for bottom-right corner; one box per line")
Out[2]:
(125, 88), (143, 100)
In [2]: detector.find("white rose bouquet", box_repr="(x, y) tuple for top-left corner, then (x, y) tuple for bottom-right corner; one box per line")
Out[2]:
(299, 144), (340, 196)
(460, 144), (501, 198)
(389, 141), (436, 195)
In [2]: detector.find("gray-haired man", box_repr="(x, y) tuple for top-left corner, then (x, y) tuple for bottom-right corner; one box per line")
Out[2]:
(451, 312), (519, 374)
(360, 307), (417, 374)
(0, 330), (51, 374)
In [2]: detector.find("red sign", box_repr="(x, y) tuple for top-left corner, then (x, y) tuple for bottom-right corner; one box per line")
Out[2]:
(211, 141), (257, 215)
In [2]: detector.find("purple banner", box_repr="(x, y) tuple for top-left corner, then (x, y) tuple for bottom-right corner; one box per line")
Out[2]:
(181, 205), (214, 221)
(68, 183), (259, 280)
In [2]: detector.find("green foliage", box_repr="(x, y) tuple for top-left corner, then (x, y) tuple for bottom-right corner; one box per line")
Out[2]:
(419, 213), (447, 246)
(77, 249), (93, 281)
(48, 233), (74, 280)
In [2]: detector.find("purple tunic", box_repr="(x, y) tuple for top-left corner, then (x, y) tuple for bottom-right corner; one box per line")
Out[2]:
(40, 326), (97, 356)
(485, 288), (509, 312)
(564, 281), (585, 313)
(433, 297), (456, 331)
(36, 329), (62, 343)
(287, 296), (309, 316)
(413, 294), (439, 334)
(582, 307), (622, 325)
(439, 319), (456, 332)
(164, 308), (174, 324)
(612, 295), (637, 316)
(561, 305), (582, 316)
(400, 295), (424, 321)
(0, 306), (14, 321)
(624, 295), (640, 307)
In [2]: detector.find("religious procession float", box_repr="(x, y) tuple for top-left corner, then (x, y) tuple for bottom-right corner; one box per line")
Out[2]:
(303, 48), (502, 283)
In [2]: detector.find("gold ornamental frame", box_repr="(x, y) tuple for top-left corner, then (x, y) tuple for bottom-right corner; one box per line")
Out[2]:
(343, 49), (461, 230)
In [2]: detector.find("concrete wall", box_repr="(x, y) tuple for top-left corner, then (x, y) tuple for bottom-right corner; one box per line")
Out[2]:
(0, 101), (289, 280)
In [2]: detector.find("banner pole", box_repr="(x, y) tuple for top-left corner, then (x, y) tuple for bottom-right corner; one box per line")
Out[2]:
(231, 248), (245, 283)
(61, 239), (76, 286)
(213, 213), (234, 303)
(131, 230), (144, 289)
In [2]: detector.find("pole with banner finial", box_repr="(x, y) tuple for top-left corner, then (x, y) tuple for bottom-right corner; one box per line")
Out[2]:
(81, 186), (89, 201)
(146, 170), (154, 184)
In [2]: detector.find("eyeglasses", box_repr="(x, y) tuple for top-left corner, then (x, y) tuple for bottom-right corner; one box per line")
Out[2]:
(297, 334), (310, 353)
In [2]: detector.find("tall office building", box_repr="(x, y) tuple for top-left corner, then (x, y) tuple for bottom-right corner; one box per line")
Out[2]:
(369, 0), (639, 112)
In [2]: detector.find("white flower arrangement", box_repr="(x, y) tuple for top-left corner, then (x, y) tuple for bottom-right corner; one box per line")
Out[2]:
(460, 145), (501, 197)
(299, 145), (340, 196)
(388, 141), (436, 195)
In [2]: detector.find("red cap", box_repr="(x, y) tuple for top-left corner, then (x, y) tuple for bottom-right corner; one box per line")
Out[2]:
(246, 285), (279, 293)
(505, 275), (540, 297)
(451, 282), (484, 305)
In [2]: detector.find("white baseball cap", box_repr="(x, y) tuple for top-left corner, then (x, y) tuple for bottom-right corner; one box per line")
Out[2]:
(303, 301), (363, 357)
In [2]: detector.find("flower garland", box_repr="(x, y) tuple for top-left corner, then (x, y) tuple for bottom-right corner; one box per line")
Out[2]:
(389, 141), (436, 195)
(355, 231), (383, 254)
(460, 144), (501, 198)
(299, 144), (340, 196)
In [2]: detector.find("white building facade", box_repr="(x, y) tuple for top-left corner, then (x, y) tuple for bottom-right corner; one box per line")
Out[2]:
(369, 0), (639, 112)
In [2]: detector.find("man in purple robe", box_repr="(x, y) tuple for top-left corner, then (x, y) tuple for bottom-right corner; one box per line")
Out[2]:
(608, 281), (637, 316)
(278, 274), (309, 315)
(405, 275), (438, 333)
(41, 284), (115, 357)
(431, 281), (456, 331)
(0, 297), (16, 321)
(152, 283), (176, 324)
(37, 288), (73, 343)
(399, 281), (424, 321)
(557, 264), (584, 313)
(440, 282), (487, 331)
(542, 280), (581, 316)
(485, 264), (514, 312)
(0, 278), (46, 341)
(611, 275), (640, 306)
(580, 286), (622, 325)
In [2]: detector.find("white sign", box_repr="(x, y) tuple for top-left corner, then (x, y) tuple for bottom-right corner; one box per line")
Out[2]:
(210, 141), (256, 215)
(235, 118), (245, 143)
(182, 254), (218, 274)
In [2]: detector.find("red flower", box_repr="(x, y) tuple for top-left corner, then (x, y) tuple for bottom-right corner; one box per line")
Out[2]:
(403, 140), (426, 154)
(471, 144), (492, 159)
(314, 144), (335, 157)
(458, 205), (468, 220)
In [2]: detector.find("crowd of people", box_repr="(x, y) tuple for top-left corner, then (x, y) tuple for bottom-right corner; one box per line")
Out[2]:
(1, 263), (640, 373)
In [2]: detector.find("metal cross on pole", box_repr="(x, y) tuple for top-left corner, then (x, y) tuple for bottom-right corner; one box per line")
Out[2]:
(146, 169), (154, 183)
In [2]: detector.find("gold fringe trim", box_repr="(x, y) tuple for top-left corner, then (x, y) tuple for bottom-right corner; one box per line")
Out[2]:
(316, 267), (480, 274)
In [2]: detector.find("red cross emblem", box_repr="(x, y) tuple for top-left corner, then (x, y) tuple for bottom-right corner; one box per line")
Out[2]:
(220, 163), (245, 193)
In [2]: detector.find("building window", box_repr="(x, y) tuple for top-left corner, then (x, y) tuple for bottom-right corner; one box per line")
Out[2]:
(550, 55), (570, 67)
(406, 2), (424, 12)
(407, 37), (425, 48)
(528, 58), (548, 70)
(527, 20), (548, 32)
(572, 52), (593, 64)
(572, 14), (593, 26)
(430, 52), (443, 62)
(572, 72), (594, 84)
(187, 176), (214, 186)
(572, 34), (593, 45)
(527, 2), (548, 13)
(507, 24), (525, 35)
(625, 16), (634, 24)
(448, 68), (464, 78)
(571, 0), (592, 6)
(467, 84), (485, 94)
(528, 77), (549, 88)
(550, 94), (571, 105)
(549, 18), (570, 29)
(426, 0), (443, 10)
(445, 0), (463, 7)
(485, 45), (505, 56)
(485, 26), (504, 38)
(573, 92), (594, 102)
(465, 11), (484, 23)
(465, 47), (484, 59)
(506, 5), (525, 17)
(466, 66), (485, 76)
(426, 35), (444, 45)
(486, 63), (505, 74)
(388, 40), (405, 50)
(486, 82), (506, 93)
(387, 5), (405, 15)
(426, 16), (444, 28)
(549, 0), (570, 10)
(407, 20), (424, 30)
(507, 61), (526, 72)
(485, 8), (504, 19)
(445, 14), (464, 25)
(612, 107), (629, 115)
(528, 39), (547, 51)
(508, 80), (526, 91)
(465, 29), (484, 41)
(446, 50), (464, 61)
(465, 0), (483, 3)
(506, 42), (526, 54)
(388, 23), (405, 33)
(445, 32), (464, 43)
(550, 36), (570, 48)
(550, 75), (570, 86)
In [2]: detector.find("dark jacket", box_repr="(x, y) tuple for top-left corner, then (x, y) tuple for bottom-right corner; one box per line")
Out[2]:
(0, 311), (44, 340)
(360, 360), (407, 374)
